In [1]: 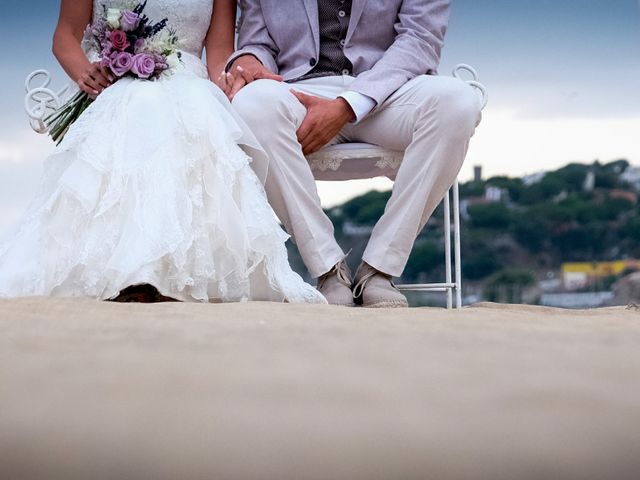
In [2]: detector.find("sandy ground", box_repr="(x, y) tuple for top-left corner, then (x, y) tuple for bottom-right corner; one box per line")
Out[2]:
(1, 298), (640, 480)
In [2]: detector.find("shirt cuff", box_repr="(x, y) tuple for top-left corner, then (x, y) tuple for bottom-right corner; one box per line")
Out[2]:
(338, 91), (377, 124)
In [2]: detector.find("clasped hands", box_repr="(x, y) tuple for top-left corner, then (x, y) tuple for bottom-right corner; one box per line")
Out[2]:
(218, 55), (355, 155)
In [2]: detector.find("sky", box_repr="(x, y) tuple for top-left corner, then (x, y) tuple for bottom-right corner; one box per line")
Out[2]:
(0, 0), (639, 236)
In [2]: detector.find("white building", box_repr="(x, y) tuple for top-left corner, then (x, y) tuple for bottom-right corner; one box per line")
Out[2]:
(485, 186), (504, 202)
(621, 166), (640, 191)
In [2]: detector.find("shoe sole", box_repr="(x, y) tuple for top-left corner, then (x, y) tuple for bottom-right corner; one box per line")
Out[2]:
(364, 301), (409, 309)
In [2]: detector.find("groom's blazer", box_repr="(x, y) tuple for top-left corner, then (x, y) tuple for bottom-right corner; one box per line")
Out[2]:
(230, 0), (450, 106)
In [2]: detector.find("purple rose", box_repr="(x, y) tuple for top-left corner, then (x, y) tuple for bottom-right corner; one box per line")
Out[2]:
(120, 10), (141, 32)
(110, 51), (133, 77)
(109, 30), (130, 51)
(131, 53), (156, 79)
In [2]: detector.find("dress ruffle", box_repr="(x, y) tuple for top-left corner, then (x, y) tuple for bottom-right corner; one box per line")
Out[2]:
(0, 63), (325, 304)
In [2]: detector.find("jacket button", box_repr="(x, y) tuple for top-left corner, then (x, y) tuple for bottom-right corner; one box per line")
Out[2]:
(309, 58), (317, 67)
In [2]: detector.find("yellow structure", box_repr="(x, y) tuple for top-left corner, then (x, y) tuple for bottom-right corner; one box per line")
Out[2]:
(562, 260), (640, 290)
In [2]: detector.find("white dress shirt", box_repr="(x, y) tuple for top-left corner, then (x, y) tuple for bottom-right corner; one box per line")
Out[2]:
(338, 91), (377, 123)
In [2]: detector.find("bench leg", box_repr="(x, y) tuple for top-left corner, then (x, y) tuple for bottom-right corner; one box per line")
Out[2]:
(444, 189), (453, 309)
(453, 180), (463, 309)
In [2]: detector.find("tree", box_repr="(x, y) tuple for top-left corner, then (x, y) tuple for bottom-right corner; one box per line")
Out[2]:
(484, 268), (536, 303)
(520, 173), (565, 205)
(554, 163), (589, 192)
(341, 190), (391, 225)
(459, 181), (486, 198)
(404, 242), (442, 280)
(461, 232), (503, 280)
(463, 253), (501, 280)
(486, 176), (524, 203)
(468, 203), (512, 229)
(622, 215), (640, 242)
(550, 223), (607, 260)
(512, 213), (547, 252)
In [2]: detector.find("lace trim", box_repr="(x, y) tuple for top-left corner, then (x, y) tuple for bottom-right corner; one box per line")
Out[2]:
(308, 147), (404, 172)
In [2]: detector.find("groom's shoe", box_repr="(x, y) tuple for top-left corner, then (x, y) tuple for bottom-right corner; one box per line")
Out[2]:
(353, 262), (409, 309)
(317, 260), (355, 306)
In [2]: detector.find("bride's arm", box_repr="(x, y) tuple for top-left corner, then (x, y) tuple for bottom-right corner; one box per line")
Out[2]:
(205, 0), (237, 84)
(52, 0), (113, 97)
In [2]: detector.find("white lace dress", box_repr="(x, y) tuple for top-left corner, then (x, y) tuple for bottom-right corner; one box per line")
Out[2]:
(0, 0), (326, 304)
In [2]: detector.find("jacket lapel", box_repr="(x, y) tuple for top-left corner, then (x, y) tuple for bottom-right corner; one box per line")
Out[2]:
(346, 0), (368, 43)
(302, 0), (320, 52)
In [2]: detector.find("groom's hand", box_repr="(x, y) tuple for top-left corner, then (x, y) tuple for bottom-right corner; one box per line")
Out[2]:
(292, 91), (356, 155)
(228, 55), (283, 100)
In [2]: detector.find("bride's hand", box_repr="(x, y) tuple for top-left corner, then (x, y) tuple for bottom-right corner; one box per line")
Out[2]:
(78, 62), (114, 99)
(215, 70), (235, 98)
(227, 56), (283, 100)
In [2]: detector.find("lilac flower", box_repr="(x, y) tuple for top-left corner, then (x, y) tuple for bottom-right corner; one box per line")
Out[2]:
(120, 10), (141, 32)
(101, 41), (113, 55)
(100, 54), (111, 69)
(130, 53), (156, 79)
(110, 51), (134, 77)
(100, 42), (113, 67)
(151, 53), (168, 74)
(90, 18), (107, 39)
(155, 62), (169, 74)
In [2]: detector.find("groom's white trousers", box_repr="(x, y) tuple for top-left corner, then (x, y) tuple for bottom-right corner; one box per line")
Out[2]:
(233, 74), (482, 278)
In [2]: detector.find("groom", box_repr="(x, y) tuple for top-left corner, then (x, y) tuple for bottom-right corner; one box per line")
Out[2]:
(227, 0), (481, 307)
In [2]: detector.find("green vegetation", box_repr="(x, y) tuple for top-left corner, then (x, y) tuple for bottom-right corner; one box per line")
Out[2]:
(342, 190), (392, 225)
(404, 241), (442, 279)
(484, 269), (536, 304)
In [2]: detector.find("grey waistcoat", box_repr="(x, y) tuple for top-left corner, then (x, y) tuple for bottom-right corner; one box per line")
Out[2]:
(295, 0), (354, 81)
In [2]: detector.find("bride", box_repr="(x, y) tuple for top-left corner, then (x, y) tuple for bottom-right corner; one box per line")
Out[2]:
(0, 0), (326, 304)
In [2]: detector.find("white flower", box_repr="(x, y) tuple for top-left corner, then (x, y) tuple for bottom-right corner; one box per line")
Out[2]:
(106, 9), (122, 29)
(166, 53), (180, 70)
(145, 38), (164, 52)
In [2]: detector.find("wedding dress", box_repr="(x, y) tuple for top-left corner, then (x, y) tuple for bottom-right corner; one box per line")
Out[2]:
(0, 0), (326, 304)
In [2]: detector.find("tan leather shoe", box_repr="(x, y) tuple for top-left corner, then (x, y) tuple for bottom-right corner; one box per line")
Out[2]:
(317, 260), (355, 306)
(353, 262), (409, 308)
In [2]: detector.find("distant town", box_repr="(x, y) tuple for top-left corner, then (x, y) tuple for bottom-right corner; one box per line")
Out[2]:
(286, 159), (640, 308)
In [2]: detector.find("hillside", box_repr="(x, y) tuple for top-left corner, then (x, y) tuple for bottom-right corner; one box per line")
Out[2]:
(288, 159), (640, 305)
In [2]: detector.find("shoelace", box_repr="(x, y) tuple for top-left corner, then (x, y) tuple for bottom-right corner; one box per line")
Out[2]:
(317, 261), (352, 290)
(352, 267), (399, 300)
(352, 268), (377, 299)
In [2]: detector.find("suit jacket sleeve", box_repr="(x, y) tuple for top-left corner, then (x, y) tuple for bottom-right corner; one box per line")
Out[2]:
(226, 0), (280, 73)
(349, 0), (450, 107)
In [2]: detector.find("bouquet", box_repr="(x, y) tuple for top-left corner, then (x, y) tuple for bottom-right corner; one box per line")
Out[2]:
(45, 1), (181, 144)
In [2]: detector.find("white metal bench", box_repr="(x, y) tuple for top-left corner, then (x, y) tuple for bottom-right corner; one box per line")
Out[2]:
(24, 64), (486, 309)
(307, 65), (488, 309)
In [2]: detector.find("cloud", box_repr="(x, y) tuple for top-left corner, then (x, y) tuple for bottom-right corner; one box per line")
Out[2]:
(463, 109), (640, 180)
(0, 129), (53, 165)
(0, 128), (52, 237)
